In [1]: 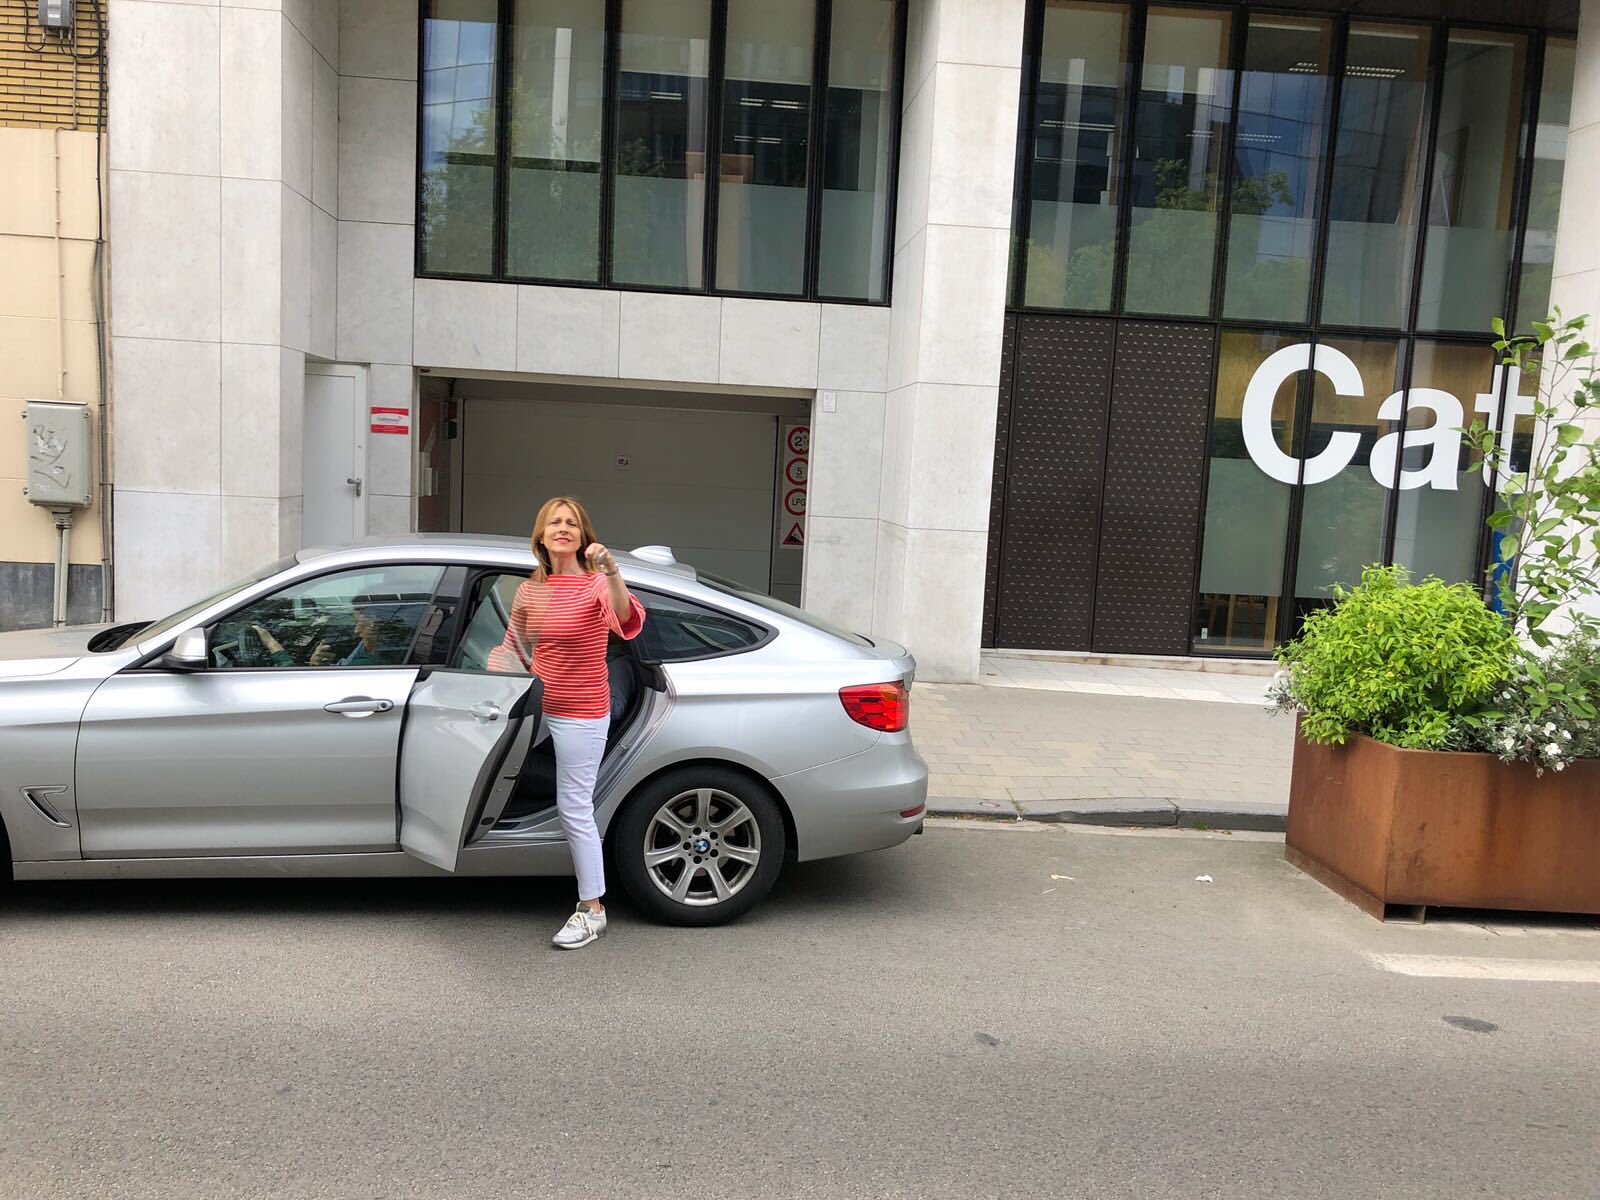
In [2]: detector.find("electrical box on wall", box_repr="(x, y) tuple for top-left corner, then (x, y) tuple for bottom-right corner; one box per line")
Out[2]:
(23, 401), (92, 508)
(38, 0), (73, 29)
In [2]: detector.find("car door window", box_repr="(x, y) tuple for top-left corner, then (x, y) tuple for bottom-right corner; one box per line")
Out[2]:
(451, 573), (532, 673)
(635, 590), (766, 662)
(206, 564), (445, 669)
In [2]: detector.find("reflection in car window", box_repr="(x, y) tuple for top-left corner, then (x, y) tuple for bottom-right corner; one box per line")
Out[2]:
(636, 590), (764, 662)
(206, 564), (444, 669)
(697, 570), (872, 647)
(130, 555), (296, 645)
(452, 573), (530, 673)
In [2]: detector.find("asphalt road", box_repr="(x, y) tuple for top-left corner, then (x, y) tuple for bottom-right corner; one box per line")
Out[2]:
(3, 823), (1598, 1200)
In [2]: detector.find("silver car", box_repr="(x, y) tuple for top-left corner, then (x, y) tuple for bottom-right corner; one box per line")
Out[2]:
(0, 536), (926, 926)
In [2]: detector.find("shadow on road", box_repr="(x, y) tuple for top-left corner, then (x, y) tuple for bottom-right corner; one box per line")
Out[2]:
(1, 842), (925, 927)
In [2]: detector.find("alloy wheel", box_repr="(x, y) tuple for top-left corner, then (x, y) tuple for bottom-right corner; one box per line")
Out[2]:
(642, 787), (762, 906)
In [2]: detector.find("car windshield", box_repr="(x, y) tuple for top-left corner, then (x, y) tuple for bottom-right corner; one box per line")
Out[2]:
(697, 571), (873, 648)
(126, 556), (297, 644)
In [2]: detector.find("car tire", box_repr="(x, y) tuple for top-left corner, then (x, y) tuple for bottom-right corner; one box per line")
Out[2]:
(613, 766), (786, 927)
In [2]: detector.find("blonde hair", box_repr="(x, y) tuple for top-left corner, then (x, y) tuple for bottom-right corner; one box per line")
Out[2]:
(530, 496), (599, 583)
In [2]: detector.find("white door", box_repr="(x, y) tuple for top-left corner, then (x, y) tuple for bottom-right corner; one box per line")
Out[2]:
(304, 370), (365, 547)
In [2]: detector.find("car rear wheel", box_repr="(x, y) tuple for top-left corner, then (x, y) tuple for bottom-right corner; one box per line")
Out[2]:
(613, 767), (785, 927)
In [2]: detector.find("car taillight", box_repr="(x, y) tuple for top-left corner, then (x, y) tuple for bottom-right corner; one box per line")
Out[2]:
(840, 681), (909, 733)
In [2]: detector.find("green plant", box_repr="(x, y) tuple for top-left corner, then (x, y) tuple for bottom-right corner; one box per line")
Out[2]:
(1270, 565), (1515, 750)
(1473, 311), (1600, 650)
(1474, 633), (1600, 774)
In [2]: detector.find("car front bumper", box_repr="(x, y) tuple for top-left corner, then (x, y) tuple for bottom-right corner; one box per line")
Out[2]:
(773, 734), (928, 863)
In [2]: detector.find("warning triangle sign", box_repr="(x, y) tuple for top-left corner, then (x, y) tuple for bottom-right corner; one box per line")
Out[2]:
(782, 522), (804, 547)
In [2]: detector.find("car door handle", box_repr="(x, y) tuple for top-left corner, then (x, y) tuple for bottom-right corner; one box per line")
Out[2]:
(469, 701), (502, 722)
(324, 697), (394, 716)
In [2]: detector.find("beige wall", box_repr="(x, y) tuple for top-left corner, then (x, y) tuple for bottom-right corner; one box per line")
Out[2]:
(0, 125), (106, 568)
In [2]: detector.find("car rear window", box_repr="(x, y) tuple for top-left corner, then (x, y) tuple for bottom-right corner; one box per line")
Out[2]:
(697, 571), (873, 648)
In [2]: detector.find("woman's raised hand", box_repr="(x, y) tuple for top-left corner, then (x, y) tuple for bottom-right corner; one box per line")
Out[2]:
(585, 543), (616, 573)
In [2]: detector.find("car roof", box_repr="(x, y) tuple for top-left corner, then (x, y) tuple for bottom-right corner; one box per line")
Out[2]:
(295, 535), (699, 585)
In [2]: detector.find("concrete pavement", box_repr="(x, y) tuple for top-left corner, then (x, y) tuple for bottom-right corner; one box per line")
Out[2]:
(3, 823), (1597, 1199)
(915, 657), (1293, 830)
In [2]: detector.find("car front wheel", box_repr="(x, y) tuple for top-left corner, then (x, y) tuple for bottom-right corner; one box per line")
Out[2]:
(613, 767), (786, 927)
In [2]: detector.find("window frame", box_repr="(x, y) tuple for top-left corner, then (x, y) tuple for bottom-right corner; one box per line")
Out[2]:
(1007, 4), (1565, 339)
(632, 585), (775, 663)
(994, 1), (1576, 657)
(132, 562), (452, 673)
(414, 0), (908, 306)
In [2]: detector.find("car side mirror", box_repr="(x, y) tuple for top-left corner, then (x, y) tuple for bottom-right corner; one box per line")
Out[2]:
(162, 628), (209, 672)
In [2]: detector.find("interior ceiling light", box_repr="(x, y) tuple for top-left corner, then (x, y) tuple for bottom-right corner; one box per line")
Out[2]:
(1346, 65), (1407, 79)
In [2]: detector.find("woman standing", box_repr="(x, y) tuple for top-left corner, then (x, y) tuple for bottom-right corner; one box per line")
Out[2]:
(489, 496), (645, 950)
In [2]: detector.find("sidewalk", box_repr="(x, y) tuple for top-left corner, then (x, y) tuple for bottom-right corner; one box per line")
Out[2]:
(914, 655), (1293, 831)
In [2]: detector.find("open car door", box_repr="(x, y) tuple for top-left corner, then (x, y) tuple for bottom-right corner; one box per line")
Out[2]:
(397, 667), (543, 871)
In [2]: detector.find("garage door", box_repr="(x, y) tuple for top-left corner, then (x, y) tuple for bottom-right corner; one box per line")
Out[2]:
(462, 397), (778, 590)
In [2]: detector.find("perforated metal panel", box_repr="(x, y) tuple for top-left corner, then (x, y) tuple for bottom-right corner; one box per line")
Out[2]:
(982, 313), (1018, 648)
(992, 315), (1115, 651)
(1091, 322), (1215, 656)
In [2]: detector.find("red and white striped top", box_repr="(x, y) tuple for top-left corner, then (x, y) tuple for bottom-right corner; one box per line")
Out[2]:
(486, 573), (646, 719)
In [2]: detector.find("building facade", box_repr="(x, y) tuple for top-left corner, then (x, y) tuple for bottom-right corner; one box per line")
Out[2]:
(47, 0), (1600, 680)
(0, 6), (108, 628)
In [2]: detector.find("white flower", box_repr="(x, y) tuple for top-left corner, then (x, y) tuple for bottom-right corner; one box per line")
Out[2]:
(1502, 736), (1517, 751)
(1544, 742), (1562, 758)
(1555, 761), (1567, 772)
(1563, 730), (1573, 741)
(1544, 723), (1557, 735)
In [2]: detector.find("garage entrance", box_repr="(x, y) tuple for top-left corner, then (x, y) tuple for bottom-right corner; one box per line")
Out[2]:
(418, 377), (807, 604)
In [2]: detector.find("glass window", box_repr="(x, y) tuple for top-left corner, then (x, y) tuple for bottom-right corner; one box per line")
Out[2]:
(1022, 0), (1130, 312)
(420, 0), (501, 275)
(1389, 341), (1496, 584)
(1193, 331), (1302, 652)
(636, 590), (765, 661)
(699, 569), (870, 646)
(1416, 30), (1529, 333)
(206, 566), (445, 670)
(715, 0), (815, 295)
(1516, 38), (1575, 332)
(611, 0), (712, 288)
(816, 0), (897, 301)
(1319, 23), (1431, 329)
(1291, 336), (1403, 624)
(453, 573), (529, 672)
(1222, 15), (1332, 324)
(1122, 7), (1233, 318)
(132, 557), (296, 644)
(506, 0), (607, 282)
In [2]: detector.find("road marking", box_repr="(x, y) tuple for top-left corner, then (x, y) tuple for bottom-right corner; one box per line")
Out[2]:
(1367, 953), (1600, 983)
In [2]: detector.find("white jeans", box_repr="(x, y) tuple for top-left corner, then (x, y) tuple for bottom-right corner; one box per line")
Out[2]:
(546, 715), (609, 902)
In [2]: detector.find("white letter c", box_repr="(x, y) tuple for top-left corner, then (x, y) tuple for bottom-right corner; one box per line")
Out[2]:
(1241, 344), (1364, 486)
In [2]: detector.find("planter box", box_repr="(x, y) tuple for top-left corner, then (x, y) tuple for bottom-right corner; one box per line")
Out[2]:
(1285, 722), (1600, 921)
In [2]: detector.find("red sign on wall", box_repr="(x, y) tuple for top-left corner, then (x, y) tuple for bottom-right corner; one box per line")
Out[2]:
(371, 406), (410, 435)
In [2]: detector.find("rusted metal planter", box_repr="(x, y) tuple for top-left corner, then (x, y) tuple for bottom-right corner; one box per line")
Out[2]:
(1285, 722), (1600, 921)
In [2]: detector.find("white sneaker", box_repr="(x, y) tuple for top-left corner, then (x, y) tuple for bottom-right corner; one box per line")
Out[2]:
(552, 905), (607, 950)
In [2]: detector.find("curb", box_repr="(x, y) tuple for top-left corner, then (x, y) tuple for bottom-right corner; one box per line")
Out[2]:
(927, 797), (1286, 834)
